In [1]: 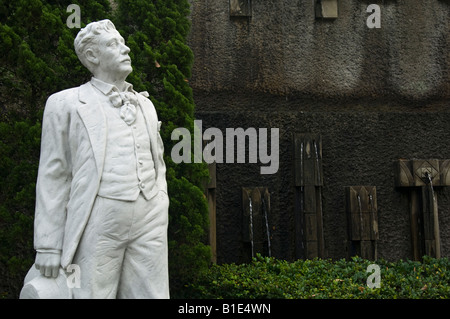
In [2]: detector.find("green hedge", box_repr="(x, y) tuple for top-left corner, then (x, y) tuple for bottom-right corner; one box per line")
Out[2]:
(186, 255), (450, 299)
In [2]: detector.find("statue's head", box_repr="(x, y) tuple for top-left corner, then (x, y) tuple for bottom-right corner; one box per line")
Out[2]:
(74, 19), (132, 79)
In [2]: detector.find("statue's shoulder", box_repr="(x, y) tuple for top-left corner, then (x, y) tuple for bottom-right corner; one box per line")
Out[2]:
(45, 85), (85, 110)
(137, 91), (155, 108)
(47, 86), (80, 101)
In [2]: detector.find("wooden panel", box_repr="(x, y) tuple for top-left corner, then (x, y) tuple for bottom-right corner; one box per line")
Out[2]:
(409, 189), (421, 261)
(394, 159), (414, 187)
(421, 186), (441, 258)
(440, 160), (450, 186)
(294, 187), (305, 259)
(316, 190), (325, 258)
(396, 158), (446, 259)
(303, 186), (316, 213)
(251, 188), (263, 254)
(360, 241), (374, 260)
(306, 241), (318, 260)
(230, 0), (252, 17)
(350, 212), (362, 241)
(424, 240), (436, 257)
(346, 186), (378, 241)
(413, 159), (440, 187)
(304, 213), (317, 241)
(293, 133), (324, 259)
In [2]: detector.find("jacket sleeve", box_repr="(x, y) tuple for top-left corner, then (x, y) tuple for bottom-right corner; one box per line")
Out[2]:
(34, 92), (72, 252)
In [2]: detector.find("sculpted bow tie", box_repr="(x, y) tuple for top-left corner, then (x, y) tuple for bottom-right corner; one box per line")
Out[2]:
(109, 91), (138, 125)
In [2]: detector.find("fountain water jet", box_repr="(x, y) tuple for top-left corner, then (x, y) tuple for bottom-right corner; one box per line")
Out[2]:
(249, 196), (254, 258)
(242, 187), (271, 260)
(425, 172), (440, 259)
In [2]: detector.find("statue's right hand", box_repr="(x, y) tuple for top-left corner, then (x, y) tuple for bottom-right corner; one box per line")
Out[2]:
(35, 251), (61, 278)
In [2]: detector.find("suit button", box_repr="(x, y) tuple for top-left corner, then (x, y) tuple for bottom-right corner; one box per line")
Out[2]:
(140, 182), (145, 189)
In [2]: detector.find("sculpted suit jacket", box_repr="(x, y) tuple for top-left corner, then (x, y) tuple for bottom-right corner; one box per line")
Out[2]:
(34, 81), (167, 269)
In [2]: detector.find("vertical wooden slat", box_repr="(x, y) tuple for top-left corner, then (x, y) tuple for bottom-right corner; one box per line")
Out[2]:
(346, 186), (378, 260)
(316, 189), (325, 258)
(360, 241), (374, 260)
(369, 187), (378, 241)
(433, 191), (441, 259)
(251, 188), (263, 255)
(421, 185), (441, 258)
(303, 185), (316, 213)
(293, 133), (324, 259)
(294, 187), (305, 259)
(409, 189), (421, 261)
(207, 162), (217, 263)
(304, 213), (317, 241)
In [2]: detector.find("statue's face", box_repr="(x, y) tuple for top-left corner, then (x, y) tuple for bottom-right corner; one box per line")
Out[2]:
(95, 30), (132, 78)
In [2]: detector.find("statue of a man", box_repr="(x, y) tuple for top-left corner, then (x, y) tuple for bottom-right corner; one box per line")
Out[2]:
(20, 19), (169, 299)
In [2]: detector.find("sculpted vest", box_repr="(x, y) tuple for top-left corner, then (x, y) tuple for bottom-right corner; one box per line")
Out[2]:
(98, 101), (156, 201)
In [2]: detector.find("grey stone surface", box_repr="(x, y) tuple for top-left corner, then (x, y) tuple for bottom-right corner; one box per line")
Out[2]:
(188, 0), (449, 100)
(187, 0), (450, 263)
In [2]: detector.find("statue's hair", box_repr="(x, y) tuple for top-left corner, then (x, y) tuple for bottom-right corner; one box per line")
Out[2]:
(74, 19), (117, 72)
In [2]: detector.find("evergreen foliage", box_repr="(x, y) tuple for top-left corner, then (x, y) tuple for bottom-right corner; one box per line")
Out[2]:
(188, 255), (450, 299)
(0, 0), (210, 298)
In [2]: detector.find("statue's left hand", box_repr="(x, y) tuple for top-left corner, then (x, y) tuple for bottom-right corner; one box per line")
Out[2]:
(35, 251), (61, 278)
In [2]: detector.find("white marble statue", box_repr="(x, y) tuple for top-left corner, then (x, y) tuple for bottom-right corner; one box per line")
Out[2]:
(20, 19), (169, 299)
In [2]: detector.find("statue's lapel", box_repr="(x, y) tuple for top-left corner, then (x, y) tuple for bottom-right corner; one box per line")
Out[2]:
(77, 82), (107, 177)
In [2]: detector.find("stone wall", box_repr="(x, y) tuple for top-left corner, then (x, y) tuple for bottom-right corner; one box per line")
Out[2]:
(187, 0), (450, 263)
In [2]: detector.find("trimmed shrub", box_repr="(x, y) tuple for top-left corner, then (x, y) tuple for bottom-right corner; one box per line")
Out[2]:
(186, 255), (450, 299)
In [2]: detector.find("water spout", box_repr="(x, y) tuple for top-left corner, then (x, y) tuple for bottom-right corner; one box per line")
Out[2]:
(357, 194), (364, 239)
(262, 196), (272, 257)
(369, 194), (377, 238)
(425, 172), (436, 203)
(300, 141), (304, 186)
(369, 194), (377, 259)
(248, 195), (254, 258)
(313, 140), (321, 184)
(299, 142), (305, 251)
